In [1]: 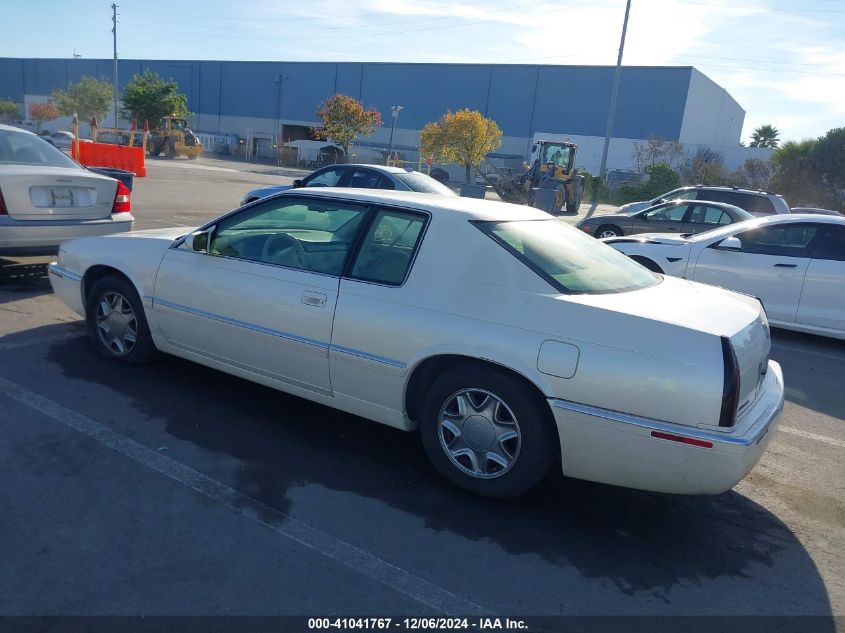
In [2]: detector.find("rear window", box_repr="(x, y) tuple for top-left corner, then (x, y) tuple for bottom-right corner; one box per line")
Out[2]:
(0, 129), (81, 169)
(395, 172), (455, 195)
(476, 219), (659, 294)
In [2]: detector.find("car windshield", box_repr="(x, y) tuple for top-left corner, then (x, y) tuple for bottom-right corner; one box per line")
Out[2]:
(689, 216), (766, 241)
(0, 129), (81, 168)
(476, 219), (660, 294)
(395, 172), (455, 195)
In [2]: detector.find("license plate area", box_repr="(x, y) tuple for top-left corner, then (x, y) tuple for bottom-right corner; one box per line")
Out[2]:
(30, 186), (96, 208)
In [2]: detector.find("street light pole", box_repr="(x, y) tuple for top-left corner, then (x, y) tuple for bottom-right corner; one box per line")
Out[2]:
(111, 3), (119, 131)
(597, 0), (632, 185)
(387, 105), (403, 166)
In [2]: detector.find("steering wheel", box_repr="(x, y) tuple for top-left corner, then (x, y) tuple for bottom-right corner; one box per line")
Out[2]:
(261, 233), (309, 268)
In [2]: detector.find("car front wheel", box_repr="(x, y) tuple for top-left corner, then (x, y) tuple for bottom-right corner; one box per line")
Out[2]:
(420, 365), (556, 498)
(86, 274), (157, 364)
(596, 224), (623, 238)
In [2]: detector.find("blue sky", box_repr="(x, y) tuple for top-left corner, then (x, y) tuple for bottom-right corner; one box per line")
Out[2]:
(4, 0), (844, 142)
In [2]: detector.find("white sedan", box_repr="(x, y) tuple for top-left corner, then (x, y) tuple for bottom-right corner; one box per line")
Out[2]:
(49, 189), (783, 498)
(0, 124), (133, 255)
(605, 214), (845, 340)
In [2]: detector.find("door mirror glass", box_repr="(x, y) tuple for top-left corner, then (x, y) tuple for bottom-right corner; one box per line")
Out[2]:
(718, 236), (743, 251)
(188, 228), (214, 253)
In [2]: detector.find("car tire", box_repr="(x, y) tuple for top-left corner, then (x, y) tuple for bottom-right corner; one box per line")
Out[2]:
(419, 364), (556, 498)
(86, 274), (158, 364)
(629, 255), (664, 273)
(596, 224), (623, 238)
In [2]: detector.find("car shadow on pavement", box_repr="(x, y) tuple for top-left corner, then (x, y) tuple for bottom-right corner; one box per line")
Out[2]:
(771, 329), (845, 420)
(44, 336), (833, 616)
(0, 257), (52, 303)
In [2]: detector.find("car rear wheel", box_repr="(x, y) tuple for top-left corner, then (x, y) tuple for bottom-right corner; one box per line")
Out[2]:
(420, 364), (556, 498)
(86, 275), (157, 364)
(596, 224), (623, 238)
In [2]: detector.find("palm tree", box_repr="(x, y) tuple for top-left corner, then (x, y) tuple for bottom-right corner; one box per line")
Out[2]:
(749, 125), (781, 148)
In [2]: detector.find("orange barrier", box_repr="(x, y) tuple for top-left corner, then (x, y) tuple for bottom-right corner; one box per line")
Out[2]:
(72, 142), (146, 177)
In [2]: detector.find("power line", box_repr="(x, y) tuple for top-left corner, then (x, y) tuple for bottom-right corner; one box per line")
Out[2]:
(674, 0), (845, 12)
(121, 0), (613, 40)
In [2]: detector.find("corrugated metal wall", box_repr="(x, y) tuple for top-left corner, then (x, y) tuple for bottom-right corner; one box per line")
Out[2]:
(0, 58), (700, 141)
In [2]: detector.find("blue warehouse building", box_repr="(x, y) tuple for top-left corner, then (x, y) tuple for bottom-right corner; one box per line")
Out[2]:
(0, 58), (752, 172)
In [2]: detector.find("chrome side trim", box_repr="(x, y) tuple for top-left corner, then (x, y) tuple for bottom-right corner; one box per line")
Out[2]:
(153, 297), (329, 352)
(48, 264), (82, 282)
(151, 296), (407, 369)
(550, 398), (776, 447)
(330, 344), (408, 369)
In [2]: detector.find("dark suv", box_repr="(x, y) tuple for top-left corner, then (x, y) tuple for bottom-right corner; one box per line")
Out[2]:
(618, 186), (790, 217)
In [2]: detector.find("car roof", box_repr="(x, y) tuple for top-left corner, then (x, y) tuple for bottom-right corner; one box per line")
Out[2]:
(672, 184), (780, 197)
(320, 163), (409, 175)
(0, 123), (36, 135)
(279, 187), (551, 222)
(742, 213), (845, 227)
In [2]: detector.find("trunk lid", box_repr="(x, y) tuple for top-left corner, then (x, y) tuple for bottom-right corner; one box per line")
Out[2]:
(1, 166), (117, 221)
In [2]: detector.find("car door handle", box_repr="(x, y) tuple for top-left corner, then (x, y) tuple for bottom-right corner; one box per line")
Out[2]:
(774, 263), (797, 268)
(301, 291), (327, 307)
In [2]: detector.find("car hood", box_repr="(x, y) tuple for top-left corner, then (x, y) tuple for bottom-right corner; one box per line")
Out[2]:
(253, 184), (294, 195)
(579, 213), (631, 225)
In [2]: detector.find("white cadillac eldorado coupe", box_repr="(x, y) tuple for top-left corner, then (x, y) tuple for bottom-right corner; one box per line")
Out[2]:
(49, 189), (784, 498)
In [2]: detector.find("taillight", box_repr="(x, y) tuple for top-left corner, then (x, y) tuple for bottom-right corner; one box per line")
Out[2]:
(719, 336), (741, 427)
(0, 187), (7, 215)
(112, 181), (131, 214)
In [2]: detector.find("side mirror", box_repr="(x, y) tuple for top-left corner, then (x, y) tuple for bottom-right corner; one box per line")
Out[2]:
(718, 236), (742, 251)
(188, 227), (214, 253)
(292, 179), (303, 188)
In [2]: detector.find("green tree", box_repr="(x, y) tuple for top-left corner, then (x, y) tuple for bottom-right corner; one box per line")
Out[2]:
(312, 94), (382, 158)
(28, 102), (60, 132)
(52, 76), (113, 127)
(749, 124), (780, 148)
(420, 109), (502, 183)
(121, 69), (189, 128)
(0, 98), (20, 123)
(811, 127), (845, 192)
(770, 140), (828, 207)
(618, 163), (681, 203)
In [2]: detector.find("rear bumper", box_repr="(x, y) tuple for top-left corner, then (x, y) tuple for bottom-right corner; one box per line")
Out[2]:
(550, 360), (784, 494)
(0, 215), (134, 253)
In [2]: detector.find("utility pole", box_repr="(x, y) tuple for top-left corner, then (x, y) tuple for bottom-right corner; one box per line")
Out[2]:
(387, 105), (403, 166)
(597, 0), (632, 185)
(111, 3), (119, 130)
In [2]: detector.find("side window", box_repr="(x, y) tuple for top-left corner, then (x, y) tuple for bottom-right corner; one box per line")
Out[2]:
(208, 198), (367, 274)
(376, 176), (396, 190)
(809, 225), (845, 262)
(643, 203), (689, 222)
(736, 224), (818, 257)
(349, 209), (426, 285)
(347, 169), (382, 189)
(690, 205), (728, 225)
(304, 168), (345, 187)
(744, 195), (776, 215)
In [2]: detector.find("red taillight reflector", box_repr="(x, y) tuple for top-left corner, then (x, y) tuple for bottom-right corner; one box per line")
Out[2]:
(0, 187), (7, 215)
(112, 181), (131, 213)
(650, 430), (713, 449)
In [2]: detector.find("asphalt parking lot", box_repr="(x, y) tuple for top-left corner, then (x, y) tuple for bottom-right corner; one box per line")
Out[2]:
(1, 156), (843, 621)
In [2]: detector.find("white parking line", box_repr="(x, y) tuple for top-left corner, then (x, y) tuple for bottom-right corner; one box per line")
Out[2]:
(0, 375), (492, 616)
(779, 425), (845, 449)
(0, 330), (85, 351)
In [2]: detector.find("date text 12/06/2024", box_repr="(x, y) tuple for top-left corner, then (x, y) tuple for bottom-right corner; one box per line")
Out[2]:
(307, 618), (529, 630)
